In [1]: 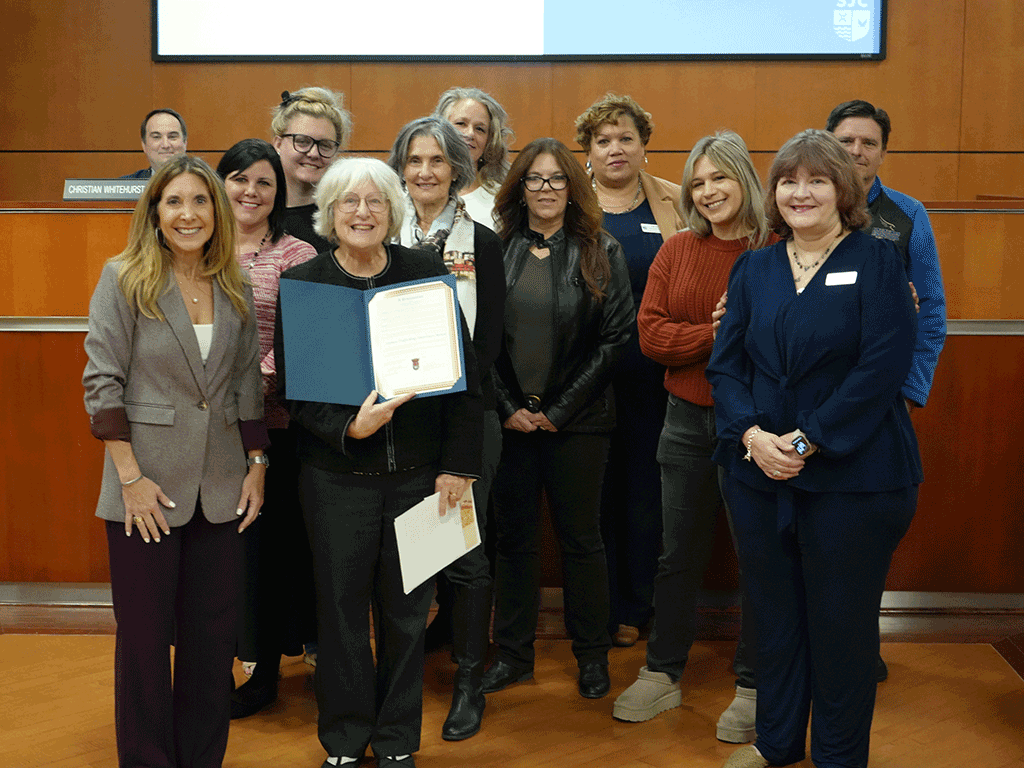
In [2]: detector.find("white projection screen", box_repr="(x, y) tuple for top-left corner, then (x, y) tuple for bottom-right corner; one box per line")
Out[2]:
(152, 0), (886, 62)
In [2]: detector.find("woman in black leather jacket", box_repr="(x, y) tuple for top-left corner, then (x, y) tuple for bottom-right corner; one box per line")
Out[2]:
(480, 138), (634, 700)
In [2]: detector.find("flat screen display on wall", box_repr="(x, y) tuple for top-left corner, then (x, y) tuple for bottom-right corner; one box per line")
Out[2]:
(152, 0), (886, 61)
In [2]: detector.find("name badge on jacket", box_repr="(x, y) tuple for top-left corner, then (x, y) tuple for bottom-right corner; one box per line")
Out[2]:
(640, 223), (660, 234)
(825, 271), (858, 286)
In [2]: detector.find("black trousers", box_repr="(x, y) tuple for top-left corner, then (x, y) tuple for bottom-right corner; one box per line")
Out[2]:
(236, 427), (316, 662)
(601, 362), (667, 630)
(106, 505), (242, 768)
(492, 430), (612, 668)
(440, 410), (501, 587)
(299, 463), (436, 759)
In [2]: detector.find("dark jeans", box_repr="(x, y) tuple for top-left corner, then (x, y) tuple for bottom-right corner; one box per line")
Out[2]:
(237, 427), (316, 662)
(647, 395), (753, 685)
(300, 464), (436, 760)
(725, 475), (916, 768)
(600, 365), (667, 629)
(492, 429), (612, 668)
(106, 505), (242, 768)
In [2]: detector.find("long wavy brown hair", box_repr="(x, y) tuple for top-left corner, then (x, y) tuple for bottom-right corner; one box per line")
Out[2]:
(494, 138), (610, 301)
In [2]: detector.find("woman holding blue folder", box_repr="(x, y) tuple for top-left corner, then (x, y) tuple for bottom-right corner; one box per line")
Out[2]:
(274, 157), (483, 768)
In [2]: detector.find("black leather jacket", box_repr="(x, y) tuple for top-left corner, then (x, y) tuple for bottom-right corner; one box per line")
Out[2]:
(494, 229), (634, 433)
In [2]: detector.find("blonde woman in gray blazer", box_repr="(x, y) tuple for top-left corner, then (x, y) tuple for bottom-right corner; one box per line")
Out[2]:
(83, 156), (268, 768)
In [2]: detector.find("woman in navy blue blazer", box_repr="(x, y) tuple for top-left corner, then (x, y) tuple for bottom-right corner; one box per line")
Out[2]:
(708, 130), (921, 768)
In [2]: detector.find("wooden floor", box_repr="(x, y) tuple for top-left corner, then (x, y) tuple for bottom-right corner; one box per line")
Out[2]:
(1, 630), (1022, 768)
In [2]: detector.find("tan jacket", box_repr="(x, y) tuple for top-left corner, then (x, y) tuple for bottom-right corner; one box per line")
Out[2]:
(83, 261), (263, 525)
(639, 170), (685, 242)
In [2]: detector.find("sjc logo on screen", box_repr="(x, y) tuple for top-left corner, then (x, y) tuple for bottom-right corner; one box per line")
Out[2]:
(834, 0), (871, 43)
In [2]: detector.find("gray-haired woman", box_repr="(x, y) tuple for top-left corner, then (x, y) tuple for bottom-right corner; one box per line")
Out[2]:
(274, 157), (483, 768)
(433, 87), (514, 229)
(387, 117), (505, 741)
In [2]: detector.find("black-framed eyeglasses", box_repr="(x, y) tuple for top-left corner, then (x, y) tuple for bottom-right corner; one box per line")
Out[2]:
(523, 174), (569, 192)
(281, 133), (340, 158)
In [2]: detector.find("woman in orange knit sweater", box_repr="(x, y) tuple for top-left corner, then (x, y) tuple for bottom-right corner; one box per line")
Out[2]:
(613, 131), (776, 735)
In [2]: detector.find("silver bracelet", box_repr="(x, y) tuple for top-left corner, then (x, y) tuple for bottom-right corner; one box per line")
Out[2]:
(121, 473), (144, 487)
(743, 428), (762, 462)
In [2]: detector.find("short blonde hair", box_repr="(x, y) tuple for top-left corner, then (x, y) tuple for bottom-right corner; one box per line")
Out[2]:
(271, 87), (353, 148)
(313, 158), (405, 243)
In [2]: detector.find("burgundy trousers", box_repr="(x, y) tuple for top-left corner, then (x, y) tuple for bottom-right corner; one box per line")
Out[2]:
(105, 504), (243, 768)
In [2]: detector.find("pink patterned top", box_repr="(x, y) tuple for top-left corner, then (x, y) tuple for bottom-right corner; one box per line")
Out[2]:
(237, 234), (317, 429)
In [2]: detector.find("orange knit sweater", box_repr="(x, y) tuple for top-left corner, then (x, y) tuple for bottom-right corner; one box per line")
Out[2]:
(638, 229), (778, 406)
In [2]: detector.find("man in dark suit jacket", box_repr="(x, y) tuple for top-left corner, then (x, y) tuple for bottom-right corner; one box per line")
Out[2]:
(121, 108), (188, 179)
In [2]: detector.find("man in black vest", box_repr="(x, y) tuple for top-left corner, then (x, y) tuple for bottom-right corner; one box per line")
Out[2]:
(827, 100), (947, 412)
(827, 100), (948, 684)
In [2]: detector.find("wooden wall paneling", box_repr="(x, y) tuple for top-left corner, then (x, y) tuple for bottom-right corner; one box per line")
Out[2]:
(887, 336), (1024, 592)
(0, 152), (230, 207)
(747, 154), (959, 205)
(7, 331), (1022, 590)
(548, 61), (759, 152)
(644, 153), (690, 193)
(956, 155), (1024, 200)
(152, 63), (355, 151)
(750, 0), (966, 152)
(0, 1), (151, 151)
(0, 333), (108, 582)
(960, 2), (1024, 151)
(346, 63), (551, 153)
(880, 154), (960, 204)
(929, 211), (1024, 320)
(0, 212), (132, 316)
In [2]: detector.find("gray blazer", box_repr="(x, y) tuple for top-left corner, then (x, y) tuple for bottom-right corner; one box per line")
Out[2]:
(83, 260), (264, 526)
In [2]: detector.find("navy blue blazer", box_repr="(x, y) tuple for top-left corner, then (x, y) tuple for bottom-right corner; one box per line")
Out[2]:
(707, 230), (922, 494)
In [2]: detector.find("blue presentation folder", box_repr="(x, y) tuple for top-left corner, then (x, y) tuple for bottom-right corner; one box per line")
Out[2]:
(279, 274), (466, 406)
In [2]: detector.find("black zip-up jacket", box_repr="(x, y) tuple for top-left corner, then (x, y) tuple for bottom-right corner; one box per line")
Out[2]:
(494, 229), (634, 433)
(275, 244), (483, 478)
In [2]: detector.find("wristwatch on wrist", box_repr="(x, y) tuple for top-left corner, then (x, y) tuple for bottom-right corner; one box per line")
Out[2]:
(247, 454), (270, 468)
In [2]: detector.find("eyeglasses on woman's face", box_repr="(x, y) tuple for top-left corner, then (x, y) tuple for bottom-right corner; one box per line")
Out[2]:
(281, 133), (341, 158)
(336, 195), (389, 214)
(523, 173), (569, 192)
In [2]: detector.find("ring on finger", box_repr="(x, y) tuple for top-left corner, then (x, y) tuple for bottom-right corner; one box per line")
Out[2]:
(133, 515), (143, 523)
(773, 470), (780, 477)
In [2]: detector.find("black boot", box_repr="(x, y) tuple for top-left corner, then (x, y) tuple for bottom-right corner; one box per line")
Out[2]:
(441, 584), (491, 741)
(230, 653), (280, 719)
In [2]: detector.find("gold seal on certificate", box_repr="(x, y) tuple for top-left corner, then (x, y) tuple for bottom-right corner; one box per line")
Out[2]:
(367, 280), (462, 400)
(279, 274), (467, 406)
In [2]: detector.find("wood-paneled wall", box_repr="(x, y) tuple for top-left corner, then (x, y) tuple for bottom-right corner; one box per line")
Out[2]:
(1, 1), (1023, 201)
(5, 205), (1021, 324)
(3, 205), (1023, 591)
(3, 1), (1024, 591)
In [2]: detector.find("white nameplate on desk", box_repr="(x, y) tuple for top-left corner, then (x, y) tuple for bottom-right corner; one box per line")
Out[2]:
(63, 179), (147, 201)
